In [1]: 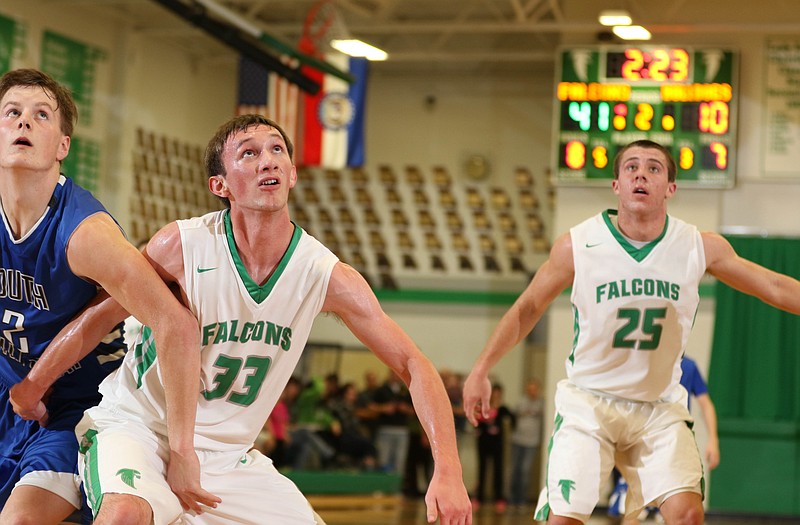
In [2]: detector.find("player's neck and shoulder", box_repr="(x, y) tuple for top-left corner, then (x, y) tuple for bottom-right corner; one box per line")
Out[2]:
(582, 205), (737, 276)
(565, 207), (668, 255)
(230, 207), (299, 283)
(0, 165), (62, 240)
(611, 204), (678, 241)
(556, 206), (703, 271)
(558, 204), (774, 296)
(20, 175), (120, 283)
(174, 205), (327, 291)
(591, 206), (701, 243)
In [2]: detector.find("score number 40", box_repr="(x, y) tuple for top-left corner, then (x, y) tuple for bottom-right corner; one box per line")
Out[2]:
(563, 141), (728, 171)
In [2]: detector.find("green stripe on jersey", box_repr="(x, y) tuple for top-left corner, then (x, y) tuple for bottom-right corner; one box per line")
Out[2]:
(223, 211), (302, 304)
(603, 209), (669, 262)
(134, 326), (157, 388)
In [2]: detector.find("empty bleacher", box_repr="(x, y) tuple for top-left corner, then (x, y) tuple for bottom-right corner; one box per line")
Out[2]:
(130, 127), (224, 242)
(129, 127), (554, 289)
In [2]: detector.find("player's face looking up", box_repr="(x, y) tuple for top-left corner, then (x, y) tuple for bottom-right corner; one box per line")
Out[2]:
(0, 86), (70, 172)
(211, 124), (297, 213)
(612, 145), (677, 213)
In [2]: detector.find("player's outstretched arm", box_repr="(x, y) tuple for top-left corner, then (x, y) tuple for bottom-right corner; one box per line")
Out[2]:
(69, 217), (220, 513)
(695, 393), (720, 469)
(138, 222), (222, 513)
(703, 231), (800, 314)
(322, 262), (472, 525)
(10, 213), (166, 424)
(463, 233), (574, 427)
(10, 289), (126, 424)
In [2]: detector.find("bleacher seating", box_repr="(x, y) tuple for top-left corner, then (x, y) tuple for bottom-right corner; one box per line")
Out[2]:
(129, 127), (554, 288)
(130, 127), (224, 242)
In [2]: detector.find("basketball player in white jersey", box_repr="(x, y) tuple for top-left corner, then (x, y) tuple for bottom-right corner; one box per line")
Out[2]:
(48, 114), (470, 524)
(463, 139), (800, 525)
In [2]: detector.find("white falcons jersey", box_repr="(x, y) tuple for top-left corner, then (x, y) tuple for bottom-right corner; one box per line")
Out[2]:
(97, 211), (338, 452)
(566, 210), (706, 402)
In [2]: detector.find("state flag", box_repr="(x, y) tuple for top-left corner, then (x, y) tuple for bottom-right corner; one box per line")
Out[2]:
(299, 54), (368, 168)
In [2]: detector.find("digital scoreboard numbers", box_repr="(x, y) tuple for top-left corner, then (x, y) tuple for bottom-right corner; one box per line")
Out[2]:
(553, 46), (738, 188)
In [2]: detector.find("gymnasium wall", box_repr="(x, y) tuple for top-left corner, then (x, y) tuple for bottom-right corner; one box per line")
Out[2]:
(0, 1), (550, 404)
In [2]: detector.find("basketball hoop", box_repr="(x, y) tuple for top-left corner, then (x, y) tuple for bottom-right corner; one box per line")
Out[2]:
(300, 0), (337, 56)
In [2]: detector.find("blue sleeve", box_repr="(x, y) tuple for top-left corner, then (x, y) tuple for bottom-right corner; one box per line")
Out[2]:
(680, 358), (708, 397)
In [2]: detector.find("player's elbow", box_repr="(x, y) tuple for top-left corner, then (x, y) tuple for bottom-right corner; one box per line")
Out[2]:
(155, 307), (200, 345)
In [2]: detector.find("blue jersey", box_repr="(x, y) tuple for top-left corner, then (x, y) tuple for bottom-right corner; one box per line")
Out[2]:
(0, 176), (125, 412)
(680, 357), (708, 411)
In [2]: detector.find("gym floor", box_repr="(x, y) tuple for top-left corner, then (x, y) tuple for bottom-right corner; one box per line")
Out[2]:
(315, 498), (799, 525)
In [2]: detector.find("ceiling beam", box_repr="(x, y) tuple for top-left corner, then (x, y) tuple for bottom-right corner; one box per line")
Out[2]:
(262, 20), (800, 36)
(149, 0), (321, 94)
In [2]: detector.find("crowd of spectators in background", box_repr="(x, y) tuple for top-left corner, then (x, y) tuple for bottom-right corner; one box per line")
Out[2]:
(255, 368), (544, 514)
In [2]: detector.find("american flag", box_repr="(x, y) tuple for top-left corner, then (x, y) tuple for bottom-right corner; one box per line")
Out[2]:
(236, 56), (300, 150)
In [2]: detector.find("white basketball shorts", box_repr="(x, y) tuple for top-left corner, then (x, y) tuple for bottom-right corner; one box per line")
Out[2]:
(77, 407), (317, 525)
(535, 380), (703, 523)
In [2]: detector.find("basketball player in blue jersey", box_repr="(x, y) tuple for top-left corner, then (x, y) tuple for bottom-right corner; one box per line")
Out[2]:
(463, 139), (800, 525)
(0, 69), (200, 524)
(41, 114), (471, 524)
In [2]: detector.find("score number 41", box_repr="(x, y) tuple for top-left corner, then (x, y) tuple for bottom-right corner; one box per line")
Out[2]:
(567, 101), (729, 134)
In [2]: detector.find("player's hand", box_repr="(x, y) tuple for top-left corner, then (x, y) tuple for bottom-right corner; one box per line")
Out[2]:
(166, 448), (221, 514)
(462, 372), (491, 427)
(9, 377), (49, 426)
(424, 470), (472, 525)
(705, 440), (720, 470)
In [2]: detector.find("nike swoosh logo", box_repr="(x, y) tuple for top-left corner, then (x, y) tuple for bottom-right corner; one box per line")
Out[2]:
(197, 266), (217, 273)
(585, 242), (602, 248)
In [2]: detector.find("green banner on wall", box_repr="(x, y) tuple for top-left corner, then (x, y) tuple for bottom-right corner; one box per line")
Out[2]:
(62, 135), (100, 194)
(40, 30), (105, 125)
(0, 13), (26, 73)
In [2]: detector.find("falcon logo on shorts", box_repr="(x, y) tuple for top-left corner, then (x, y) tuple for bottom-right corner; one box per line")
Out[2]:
(116, 468), (142, 489)
(558, 479), (576, 503)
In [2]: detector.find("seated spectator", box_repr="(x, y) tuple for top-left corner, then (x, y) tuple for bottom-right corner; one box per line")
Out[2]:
(285, 376), (340, 469)
(328, 382), (378, 469)
(371, 370), (414, 473)
(403, 405), (433, 498)
(441, 368), (467, 433)
(258, 376), (301, 468)
(355, 370), (381, 440)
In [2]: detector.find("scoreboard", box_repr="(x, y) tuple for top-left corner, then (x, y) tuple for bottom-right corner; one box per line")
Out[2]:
(553, 46), (738, 188)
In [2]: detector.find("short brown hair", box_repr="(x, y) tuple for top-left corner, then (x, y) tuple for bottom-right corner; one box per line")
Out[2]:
(613, 140), (677, 182)
(0, 69), (77, 137)
(204, 114), (293, 208)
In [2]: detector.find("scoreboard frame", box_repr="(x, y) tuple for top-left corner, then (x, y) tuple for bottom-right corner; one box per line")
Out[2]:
(552, 45), (739, 188)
